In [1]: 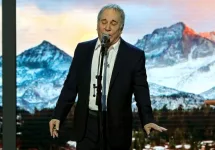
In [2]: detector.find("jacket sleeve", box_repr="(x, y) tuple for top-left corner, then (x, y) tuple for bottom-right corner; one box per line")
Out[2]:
(133, 50), (155, 127)
(52, 43), (80, 125)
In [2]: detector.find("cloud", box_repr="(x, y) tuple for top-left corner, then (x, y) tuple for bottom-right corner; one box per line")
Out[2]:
(16, 1), (157, 56)
(15, 1), (172, 56)
(16, 5), (99, 56)
(15, 0), (215, 56)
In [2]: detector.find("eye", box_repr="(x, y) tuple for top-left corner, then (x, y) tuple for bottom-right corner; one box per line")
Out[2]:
(101, 20), (107, 24)
(111, 22), (117, 26)
(110, 20), (118, 26)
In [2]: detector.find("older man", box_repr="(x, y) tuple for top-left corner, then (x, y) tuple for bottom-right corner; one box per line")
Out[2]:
(49, 4), (167, 150)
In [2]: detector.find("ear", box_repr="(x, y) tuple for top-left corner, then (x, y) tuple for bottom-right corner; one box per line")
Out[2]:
(121, 24), (124, 31)
(119, 27), (123, 33)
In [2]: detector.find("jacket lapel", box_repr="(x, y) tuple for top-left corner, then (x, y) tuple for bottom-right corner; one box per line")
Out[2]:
(108, 38), (127, 93)
(85, 38), (98, 77)
(82, 38), (97, 97)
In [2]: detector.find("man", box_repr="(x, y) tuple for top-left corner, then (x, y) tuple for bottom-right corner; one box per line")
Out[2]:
(49, 4), (167, 150)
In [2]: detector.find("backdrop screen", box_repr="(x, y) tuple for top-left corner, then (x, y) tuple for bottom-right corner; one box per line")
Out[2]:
(13, 0), (215, 149)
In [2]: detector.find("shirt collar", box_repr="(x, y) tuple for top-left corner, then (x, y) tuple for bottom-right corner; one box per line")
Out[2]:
(95, 38), (121, 52)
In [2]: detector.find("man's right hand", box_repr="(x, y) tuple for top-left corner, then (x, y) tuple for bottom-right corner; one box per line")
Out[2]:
(49, 119), (60, 138)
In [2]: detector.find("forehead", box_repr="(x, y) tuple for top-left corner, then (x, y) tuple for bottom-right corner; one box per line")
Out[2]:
(100, 9), (121, 21)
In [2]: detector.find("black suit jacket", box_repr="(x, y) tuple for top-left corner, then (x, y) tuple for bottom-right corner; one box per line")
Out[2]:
(52, 37), (154, 148)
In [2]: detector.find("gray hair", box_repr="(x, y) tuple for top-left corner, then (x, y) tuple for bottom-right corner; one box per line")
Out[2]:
(97, 4), (125, 30)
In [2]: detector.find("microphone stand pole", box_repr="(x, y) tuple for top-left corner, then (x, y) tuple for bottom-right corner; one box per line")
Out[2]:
(95, 44), (107, 150)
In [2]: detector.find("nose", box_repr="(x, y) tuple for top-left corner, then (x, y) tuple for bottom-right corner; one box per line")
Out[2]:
(105, 23), (111, 31)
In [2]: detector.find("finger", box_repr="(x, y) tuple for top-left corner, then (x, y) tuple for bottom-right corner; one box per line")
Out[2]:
(55, 121), (60, 131)
(52, 130), (56, 138)
(53, 130), (58, 138)
(49, 121), (54, 136)
(160, 127), (168, 131)
(155, 126), (163, 132)
(146, 129), (150, 135)
(144, 126), (151, 135)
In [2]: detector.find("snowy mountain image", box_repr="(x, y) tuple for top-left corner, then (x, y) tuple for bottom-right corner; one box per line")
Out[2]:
(135, 22), (215, 68)
(16, 41), (72, 113)
(132, 82), (205, 111)
(0, 22), (214, 113)
(200, 86), (215, 100)
(135, 22), (215, 95)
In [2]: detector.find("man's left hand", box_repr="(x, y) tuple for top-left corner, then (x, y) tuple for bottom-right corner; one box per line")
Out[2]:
(144, 123), (167, 135)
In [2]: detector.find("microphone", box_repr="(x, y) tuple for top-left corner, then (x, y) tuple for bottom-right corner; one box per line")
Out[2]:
(101, 33), (110, 47)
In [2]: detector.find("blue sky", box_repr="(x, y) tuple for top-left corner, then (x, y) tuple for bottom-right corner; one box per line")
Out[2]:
(15, 0), (215, 32)
(0, 0), (214, 56)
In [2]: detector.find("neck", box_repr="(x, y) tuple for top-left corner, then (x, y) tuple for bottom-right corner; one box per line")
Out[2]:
(109, 37), (120, 47)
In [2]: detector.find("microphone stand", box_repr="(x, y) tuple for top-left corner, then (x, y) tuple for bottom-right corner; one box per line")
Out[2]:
(95, 44), (108, 150)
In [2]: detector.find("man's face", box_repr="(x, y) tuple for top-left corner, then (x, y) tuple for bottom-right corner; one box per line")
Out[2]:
(97, 9), (122, 46)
